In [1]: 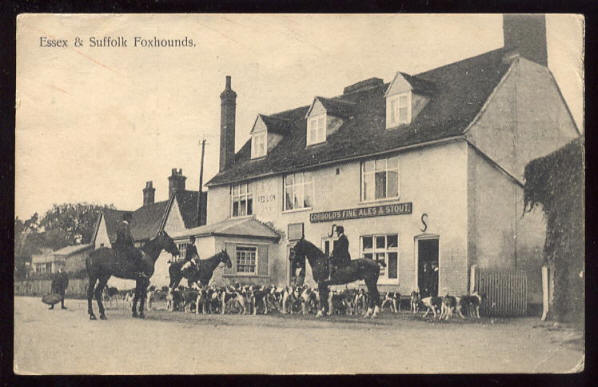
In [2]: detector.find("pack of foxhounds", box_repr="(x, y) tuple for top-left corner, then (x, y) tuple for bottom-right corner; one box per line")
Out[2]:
(105, 284), (485, 320)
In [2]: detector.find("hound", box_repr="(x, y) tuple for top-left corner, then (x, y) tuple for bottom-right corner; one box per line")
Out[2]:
(410, 290), (421, 313)
(421, 296), (442, 319)
(381, 291), (401, 313)
(440, 294), (458, 320)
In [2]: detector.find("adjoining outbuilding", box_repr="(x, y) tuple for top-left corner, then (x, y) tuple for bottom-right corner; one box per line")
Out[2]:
(167, 217), (281, 287)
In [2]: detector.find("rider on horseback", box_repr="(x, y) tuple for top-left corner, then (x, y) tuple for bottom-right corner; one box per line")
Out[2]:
(181, 236), (200, 273)
(113, 213), (146, 278)
(330, 225), (351, 280)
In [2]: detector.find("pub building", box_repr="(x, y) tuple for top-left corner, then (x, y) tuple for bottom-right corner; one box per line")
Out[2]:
(180, 15), (579, 308)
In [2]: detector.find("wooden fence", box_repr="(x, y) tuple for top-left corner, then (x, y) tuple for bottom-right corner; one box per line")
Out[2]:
(15, 279), (89, 298)
(475, 269), (527, 317)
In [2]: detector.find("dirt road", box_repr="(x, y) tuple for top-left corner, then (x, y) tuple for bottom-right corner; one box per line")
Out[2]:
(14, 297), (583, 374)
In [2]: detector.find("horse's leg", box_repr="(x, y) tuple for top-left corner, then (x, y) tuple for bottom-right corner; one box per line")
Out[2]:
(95, 275), (110, 320)
(364, 278), (379, 318)
(132, 282), (139, 318)
(87, 275), (97, 320)
(316, 283), (328, 318)
(138, 278), (149, 318)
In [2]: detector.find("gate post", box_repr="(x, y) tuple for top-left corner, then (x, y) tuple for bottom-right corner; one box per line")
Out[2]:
(469, 264), (477, 294)
(541, 265), (549, 320)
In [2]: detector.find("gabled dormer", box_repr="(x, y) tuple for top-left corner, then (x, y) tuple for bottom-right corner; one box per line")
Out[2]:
(385, 72), (435, 129)
(305, 96), (355, 146)
(250, 114), (290, 159)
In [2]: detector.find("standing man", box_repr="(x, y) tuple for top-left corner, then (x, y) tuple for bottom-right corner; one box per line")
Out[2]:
(330, 225), (351, 280)
(49, 267), (69, 310)
(181, 236), (200, 273)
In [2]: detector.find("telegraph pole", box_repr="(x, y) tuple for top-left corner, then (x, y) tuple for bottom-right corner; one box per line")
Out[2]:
(197, 138), (207, 226)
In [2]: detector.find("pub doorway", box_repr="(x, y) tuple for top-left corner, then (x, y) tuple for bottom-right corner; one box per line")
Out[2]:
(416, 237), (439, 298)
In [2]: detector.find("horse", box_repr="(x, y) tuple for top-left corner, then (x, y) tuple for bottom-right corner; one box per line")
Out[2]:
(168, 250), (232, 289)
(85, 230), (180, 320)
(290, 237), (384, 318)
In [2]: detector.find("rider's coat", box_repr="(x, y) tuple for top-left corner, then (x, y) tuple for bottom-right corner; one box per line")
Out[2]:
(332, 233), (351, 267)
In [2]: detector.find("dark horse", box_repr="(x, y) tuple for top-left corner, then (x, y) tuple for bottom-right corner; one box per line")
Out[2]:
(291, 237), (384, 318)
(86, 231), (180, 320)
(168, 250), (232, 289)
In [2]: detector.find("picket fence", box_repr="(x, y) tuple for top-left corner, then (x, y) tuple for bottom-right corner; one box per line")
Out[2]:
(475, 269), (527, 317)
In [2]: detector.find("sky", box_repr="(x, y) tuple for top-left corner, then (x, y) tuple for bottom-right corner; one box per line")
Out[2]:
(15, 14), (584, 220)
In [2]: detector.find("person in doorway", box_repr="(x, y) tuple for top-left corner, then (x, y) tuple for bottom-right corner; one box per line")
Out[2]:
(291, 245), (306, 286)
(181, 236), (200, 272)
(421, 263), (431, 298)
(330, 225), (351, 280)
(49, 267), (69, 310)
(113, 213), (145, 277)
(431, 262), (439, 297)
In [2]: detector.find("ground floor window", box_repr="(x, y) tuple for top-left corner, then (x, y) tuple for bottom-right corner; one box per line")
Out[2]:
(177, 242), (189, 260)
(236, 246), (257, 274)
(361, 234), (398, 280)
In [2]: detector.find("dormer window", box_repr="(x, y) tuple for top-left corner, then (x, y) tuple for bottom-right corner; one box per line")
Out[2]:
(387, 92), (411, 127)
(251, 132), (266, 159)
(307, 114), (326, 145)
(385, 72), (434, 129)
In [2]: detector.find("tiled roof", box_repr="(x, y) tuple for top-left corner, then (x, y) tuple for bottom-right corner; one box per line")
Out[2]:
(207, 48), (512, 187)
(175, 190), (208, 229)
(53, 244), (93, 256)
(399, 72), (436, 95)
(99, 190), (208, 243)
(172, 216), (280, 241)
(314, 96), (356, 118)
(259, 114), (292, 135)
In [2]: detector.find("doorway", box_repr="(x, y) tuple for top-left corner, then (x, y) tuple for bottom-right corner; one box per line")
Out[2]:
(417, 238), (439, 298)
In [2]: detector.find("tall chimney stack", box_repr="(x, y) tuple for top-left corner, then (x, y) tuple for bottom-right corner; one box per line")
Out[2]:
(168, 168), (186, 198)
(143, 181), (155, 206)
(219, 75), (237, 172)
(503, 14), (548, 67)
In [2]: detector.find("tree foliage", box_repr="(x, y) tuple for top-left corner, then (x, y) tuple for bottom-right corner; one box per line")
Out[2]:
(14, 203), (115, 279)
(523, 137), (584, 324)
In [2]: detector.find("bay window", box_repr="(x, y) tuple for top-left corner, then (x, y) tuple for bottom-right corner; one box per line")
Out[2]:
(236, 246), (257, 274)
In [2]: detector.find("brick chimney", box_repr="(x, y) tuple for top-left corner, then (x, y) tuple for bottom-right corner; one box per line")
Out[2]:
(143, 181), (155, 206)
(219, 75), (237, 172)
(503, 14), (548, 67)
(168, 168), (186, 198)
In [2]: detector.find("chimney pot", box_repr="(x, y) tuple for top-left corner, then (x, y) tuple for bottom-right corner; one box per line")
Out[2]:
(143, 180), (155, 206)
(168, 168), (186, 198)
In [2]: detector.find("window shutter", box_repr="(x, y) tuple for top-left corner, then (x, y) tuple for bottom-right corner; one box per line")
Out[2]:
(224, 242), (236, 275)
(257, 245), (269, 276)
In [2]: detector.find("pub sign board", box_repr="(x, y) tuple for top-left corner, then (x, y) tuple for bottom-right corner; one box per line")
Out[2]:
(310, 202), (412, 223)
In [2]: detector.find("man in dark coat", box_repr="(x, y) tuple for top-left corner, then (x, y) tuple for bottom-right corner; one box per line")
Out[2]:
(330, 225), (351, 279)
(113, 213), (144, 274)
(181, 236), (200, 273)
(49, 267), (69, 310)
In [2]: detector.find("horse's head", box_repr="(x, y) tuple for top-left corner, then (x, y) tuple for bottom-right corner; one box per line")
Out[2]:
(290, 237), (308, 262)
(218, 249), (233, 268)
(156, 230), (180, 257)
